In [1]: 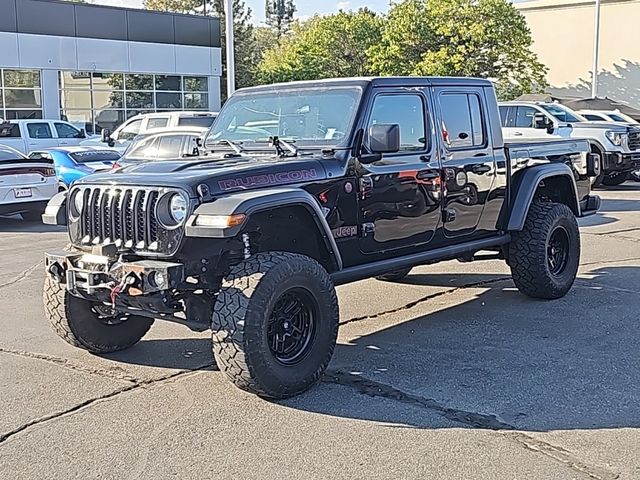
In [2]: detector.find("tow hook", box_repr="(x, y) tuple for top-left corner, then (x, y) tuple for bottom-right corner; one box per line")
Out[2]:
(110, 275), (136, 308)
(48, 263), (65, 283)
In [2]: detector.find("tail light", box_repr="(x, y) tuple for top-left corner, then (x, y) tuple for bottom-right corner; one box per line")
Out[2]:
(42, 167), (56, 177)
(0, 167), (55, 177)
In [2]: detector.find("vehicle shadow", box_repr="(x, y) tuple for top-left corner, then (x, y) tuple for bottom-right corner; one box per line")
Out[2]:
(284, 266), (640, 431)
(0, 216), (65, 234)
(107, 266), (640, 432)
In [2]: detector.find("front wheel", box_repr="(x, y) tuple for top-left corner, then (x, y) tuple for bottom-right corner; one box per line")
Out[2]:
(44, 277), (154, 353)
(212, 252), (339, 399)
(508, 202), (580, 299)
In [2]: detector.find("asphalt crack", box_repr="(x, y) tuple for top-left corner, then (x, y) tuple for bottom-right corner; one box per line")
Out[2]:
(0, 347), (140, 383)
(325, 370), (619, 480)
(0, 362), (215, 445)
(0, 261), (42, 290)
(339, 277), (511, 326)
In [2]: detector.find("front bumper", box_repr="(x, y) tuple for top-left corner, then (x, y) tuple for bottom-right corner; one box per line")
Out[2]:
(45, 251), (184, 297)
(603, 152), (640, 172)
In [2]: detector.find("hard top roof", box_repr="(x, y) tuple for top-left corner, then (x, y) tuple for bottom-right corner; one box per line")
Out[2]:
(236, 76), (493, 94)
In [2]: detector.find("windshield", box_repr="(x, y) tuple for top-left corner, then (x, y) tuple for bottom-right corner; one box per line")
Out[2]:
(608, 113), (637, 123)
(206, 87), (362, 148)
(540, 104), (584, 123)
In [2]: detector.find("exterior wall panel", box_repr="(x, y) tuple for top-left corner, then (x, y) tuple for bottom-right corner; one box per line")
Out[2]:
(16, 0), (76, 37)
(18, 34), (78, 70)
(128, 42), (177, 75)
(0, 32), (19, 68)
(0, 0), (17, 32)
(77, 38), (129, 72)
(127, 10), (176, 45)
(74, 4), (128, 41)
(175, 45), (212, 76)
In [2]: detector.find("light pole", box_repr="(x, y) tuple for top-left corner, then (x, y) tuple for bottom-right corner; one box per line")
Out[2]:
(591, 0), (601, 98)
(225, 0), (236, 96)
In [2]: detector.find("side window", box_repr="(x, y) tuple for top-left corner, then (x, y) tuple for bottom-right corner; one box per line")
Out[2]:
(147, 117), (170, 130)
(156, 135), (185, 159)
(440, 93), (485, 149)
(583, 114), (604, 121)
(119, 119), (143, 141)
(515, 107), (538, 128)
(0, 124), (21, 138)
(368, 94), (426, 152)
(54, 122), (80, 139)
(27, 123), (53, 139)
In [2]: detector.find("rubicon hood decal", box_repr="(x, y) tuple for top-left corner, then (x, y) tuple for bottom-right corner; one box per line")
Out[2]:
(218, 169), (319, 191)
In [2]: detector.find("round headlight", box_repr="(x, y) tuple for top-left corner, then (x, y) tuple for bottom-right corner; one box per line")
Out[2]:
(169, 193), (188, 223)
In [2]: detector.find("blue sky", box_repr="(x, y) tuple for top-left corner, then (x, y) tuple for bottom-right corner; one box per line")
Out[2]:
(87, 0), (390, 23)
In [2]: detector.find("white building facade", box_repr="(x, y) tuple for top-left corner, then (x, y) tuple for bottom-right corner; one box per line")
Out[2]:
(0, 0), (222, 132)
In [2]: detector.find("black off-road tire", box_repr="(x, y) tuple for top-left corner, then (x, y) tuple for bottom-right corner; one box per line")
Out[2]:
(376, 267), (412, 282)
(44, 276), (154, 353)
(212, 252), (339, 399)
(508, 202), (580, 300)
(601, 171), (629, 186)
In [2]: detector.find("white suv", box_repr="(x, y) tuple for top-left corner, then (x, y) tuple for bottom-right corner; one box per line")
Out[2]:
(80, 111), (217, 153)
(499, 102), (640, 186)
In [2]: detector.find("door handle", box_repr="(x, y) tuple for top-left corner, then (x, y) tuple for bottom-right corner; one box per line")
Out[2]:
(513, 132), (523, 137)
(416, 171), (440, 181)
(471, 165), (492, 174)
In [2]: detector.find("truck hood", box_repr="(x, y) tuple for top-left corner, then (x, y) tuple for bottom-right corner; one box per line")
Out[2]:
(566, 121), (629, 132)
(74, 152), (329, 198)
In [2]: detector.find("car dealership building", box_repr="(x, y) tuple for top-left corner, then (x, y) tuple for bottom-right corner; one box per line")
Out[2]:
(0, 0), (222, 132)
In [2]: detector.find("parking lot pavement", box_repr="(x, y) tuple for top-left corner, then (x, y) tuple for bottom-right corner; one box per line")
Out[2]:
(0, 184), (639, 479)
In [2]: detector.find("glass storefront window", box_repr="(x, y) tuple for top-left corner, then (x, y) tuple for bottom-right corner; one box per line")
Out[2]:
(125, 74), (153, 91)
(126, 92), (154, 109)
(57, 71), (212, 131)
(1, 69), (43, 120)
(185, 93), (208, 109)
(61, 110), (94, 133)
(184, 76), (208, 92)
(4, 70), (41, 88)
(156, 75), (181, 91)
(156, 92), (182, 109)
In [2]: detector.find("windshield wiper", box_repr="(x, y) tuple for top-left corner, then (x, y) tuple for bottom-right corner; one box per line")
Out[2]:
(263, 136), (298, 157)
(210, 139), (244, 155)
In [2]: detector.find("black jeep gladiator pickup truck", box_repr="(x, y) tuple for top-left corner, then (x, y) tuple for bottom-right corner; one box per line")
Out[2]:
(43, 77), (601, 399)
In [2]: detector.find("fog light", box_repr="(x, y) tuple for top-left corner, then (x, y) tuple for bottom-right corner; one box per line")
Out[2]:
(148, 271), (167, 289)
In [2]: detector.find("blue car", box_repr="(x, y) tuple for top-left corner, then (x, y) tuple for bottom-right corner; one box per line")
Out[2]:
(28, 147), (121, 190)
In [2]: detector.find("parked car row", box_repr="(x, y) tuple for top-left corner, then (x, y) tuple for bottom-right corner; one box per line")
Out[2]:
(499, 101), (640, 186)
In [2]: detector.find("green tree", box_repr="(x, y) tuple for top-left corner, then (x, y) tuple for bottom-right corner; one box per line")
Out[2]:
(144, 0), (257, 95)
(368, 0), (548, 99)
(258, 9), (384, 84)
(265, 0), (296, 37)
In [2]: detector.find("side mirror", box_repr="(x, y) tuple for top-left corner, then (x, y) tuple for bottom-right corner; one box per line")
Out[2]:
(78, 128), (86, 139)
(534, 113), (554, 133)
(369, 124), (400, 153)
(101, 128), (112, 143)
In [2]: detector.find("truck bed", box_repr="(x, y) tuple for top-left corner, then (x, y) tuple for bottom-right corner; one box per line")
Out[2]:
(504, 138), (591, 157)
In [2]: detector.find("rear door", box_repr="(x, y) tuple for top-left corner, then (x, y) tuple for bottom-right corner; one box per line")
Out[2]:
(25, 122), (58, 151)
(503, 105), (560, 141)
(434, 87), (496, 238)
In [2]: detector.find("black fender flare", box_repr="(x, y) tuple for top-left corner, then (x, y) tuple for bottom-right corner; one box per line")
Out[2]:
(185, 187), (343, 271)
(506, 163), (580, 231)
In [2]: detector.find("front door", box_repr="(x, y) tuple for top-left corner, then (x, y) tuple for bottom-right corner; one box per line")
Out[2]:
(434, 88), (497, 238)
(358, 90), (442, 253)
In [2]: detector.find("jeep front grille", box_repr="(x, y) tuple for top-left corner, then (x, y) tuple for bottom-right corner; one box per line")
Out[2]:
(70, 186), (187, 256)
(629, 129), (640, 151)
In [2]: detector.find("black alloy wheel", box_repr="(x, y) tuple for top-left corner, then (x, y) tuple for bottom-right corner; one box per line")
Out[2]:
(267, 288), (318, 365)
(547, 226), (570, 277)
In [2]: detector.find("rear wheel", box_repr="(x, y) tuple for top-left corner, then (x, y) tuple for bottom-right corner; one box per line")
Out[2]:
(601, 171), (629, 186)
(376, 268), (412, 282)
(212, 252), (339, 399)
(508, 202), (580, 299)
(44, 277), (154, 353)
